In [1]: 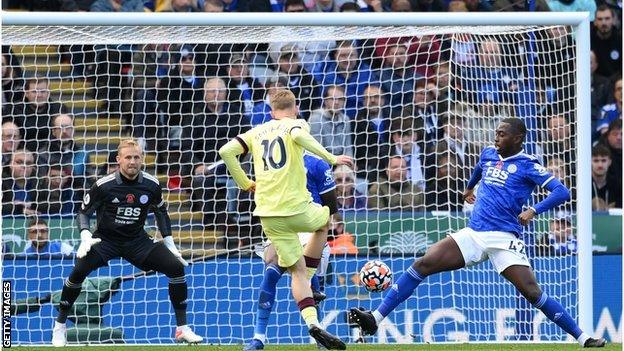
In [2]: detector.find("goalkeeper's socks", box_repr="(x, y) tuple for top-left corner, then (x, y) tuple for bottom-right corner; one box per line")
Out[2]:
(169, 276), (188, 326)
(532, 292), (584, 342)
(56, 279), (82, 323)
(298, 297), (319, 328)
(373, 266), (425, 324)
(254, 264), (285, 342)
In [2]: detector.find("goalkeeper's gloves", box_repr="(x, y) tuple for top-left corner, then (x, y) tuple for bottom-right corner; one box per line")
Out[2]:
(76, 230), (101, 258)
(163, 236), (189, 266)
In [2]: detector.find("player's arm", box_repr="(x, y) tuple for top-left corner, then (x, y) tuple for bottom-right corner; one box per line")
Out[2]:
(290, 126), (338, 165)
(532, 179), (571, 214)
(465, 161), (483, 190)
(151, 189), (173, 239)
(462, 161), (483, 204)
(291, 126), (354, 168)
(218, 137), (255, 192)
(519, 163), (571, 225)
(75, 182), (105, 258)
(151, 186), (188, 266)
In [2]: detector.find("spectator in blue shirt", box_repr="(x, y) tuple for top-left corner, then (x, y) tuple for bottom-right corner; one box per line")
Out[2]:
(33, 162), (79, 215)
(1, 149), (37, 216)
(460, 39), (522, 108)
(536, 217), (577, 256)
(315, 40), (377, 118)
(23, 218), (74, 256)
(275, 44), (321, 119)
(250, 76), (289, 127)
(90, 0), (144, 12)
(378, 42), (424, 109)
(597, 77), (622, 135)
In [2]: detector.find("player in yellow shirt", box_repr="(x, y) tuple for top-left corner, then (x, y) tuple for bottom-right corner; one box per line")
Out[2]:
(219, 89), (352, 350)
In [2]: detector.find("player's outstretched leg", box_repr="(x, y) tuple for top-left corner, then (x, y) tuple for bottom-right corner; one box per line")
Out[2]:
(143, 244), (203, 344)
(290, 256), (345, 350)
(502, 265), (606, 348)
(53, 250), (105, 347)
(350, 236), (465, 335)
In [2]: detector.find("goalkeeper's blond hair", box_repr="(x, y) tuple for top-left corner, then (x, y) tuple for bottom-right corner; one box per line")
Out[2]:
(269, 89), (296, 111)
(117, 138), (143, 155)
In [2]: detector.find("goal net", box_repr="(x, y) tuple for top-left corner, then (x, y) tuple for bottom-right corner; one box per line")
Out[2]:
(2, 16), (587, 345)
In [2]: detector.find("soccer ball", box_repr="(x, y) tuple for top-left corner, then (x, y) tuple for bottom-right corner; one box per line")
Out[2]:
(359, 260), (392, 292)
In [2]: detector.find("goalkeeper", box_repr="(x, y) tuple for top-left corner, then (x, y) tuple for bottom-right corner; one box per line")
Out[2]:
(219, 89), (352, 350)
(52, 139), (202, 347)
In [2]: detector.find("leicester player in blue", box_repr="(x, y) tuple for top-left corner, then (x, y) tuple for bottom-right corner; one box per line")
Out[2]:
(244, 152), (338, 350)
(350, 118), (606, 348)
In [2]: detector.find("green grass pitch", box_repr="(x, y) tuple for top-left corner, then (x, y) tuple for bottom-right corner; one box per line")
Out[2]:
(11, 344), (622, 351)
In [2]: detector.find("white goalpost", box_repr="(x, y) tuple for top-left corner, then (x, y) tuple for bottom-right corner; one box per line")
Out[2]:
(1, 12), (592, 345)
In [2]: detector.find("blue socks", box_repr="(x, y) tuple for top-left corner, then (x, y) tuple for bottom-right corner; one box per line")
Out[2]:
(369, 265), (585, 343)
(253, 264), (285, 342)
(311, 274), (321, 293)
(374, 266), (425, 322)
(532, 292), (583, 339)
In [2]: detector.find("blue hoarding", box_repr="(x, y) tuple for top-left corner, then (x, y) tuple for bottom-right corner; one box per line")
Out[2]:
(4, 255), (621, 344)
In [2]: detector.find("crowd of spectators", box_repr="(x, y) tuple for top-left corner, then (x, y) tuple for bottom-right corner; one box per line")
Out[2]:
(1, 0), (622, 256)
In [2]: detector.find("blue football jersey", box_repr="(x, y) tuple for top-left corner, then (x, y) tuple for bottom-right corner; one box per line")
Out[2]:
(469, 147), (555, 236)
(304, 153), (336, 205)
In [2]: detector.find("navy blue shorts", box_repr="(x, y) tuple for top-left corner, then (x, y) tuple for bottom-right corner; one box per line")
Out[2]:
(92, 234), (161, 268)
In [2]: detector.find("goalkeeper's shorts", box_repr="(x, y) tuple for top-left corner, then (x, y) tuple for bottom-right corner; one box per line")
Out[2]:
(259, 202), (330, 268)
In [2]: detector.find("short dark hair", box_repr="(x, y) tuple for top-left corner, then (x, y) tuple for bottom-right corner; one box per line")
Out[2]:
(439, 112), (464, 127)
(340, 1), (361, 11)
(324, 84), (344, 98)
(332, 40), (357, 61)
(592, 144), (612, 159)
(25, 77), (48, 91)
(390, 117), (414, 136)
(500, 117), (527, 138)
(608, 118), (622, 132)
(285, 0), (305, 10)
(596, 4), (614, 14)
(27, 217), (47, 228)
(413, 78), (427, 90)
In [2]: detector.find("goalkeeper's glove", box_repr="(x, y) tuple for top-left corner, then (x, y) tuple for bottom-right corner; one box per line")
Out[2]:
(163, 236), (189, 266)
(76, 230), (101, 258)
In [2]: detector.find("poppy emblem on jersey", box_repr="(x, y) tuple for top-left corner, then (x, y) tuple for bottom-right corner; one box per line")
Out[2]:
(495, 161), (504, 170)
(140, 195), (149, 204)
(126, 194), (135, 204)
(507, 164), (517, 173)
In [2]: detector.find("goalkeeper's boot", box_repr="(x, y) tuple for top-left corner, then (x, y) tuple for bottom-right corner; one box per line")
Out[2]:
(175, 325), (203, 344)
(349, 308), (378, 335)
(51, 321), (67, 347)
(584, 337), (607, 348)
(243, 338), (265, 350)
(312, 290), (327, 304)
(308, 325), (346, 350)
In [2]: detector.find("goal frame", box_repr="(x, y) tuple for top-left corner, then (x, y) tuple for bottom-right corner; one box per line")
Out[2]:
(1, 10), (593, 337)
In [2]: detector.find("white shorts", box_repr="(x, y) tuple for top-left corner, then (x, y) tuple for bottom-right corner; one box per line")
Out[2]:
(449, 227), (530, 274)
(255, 233), (331, 277)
